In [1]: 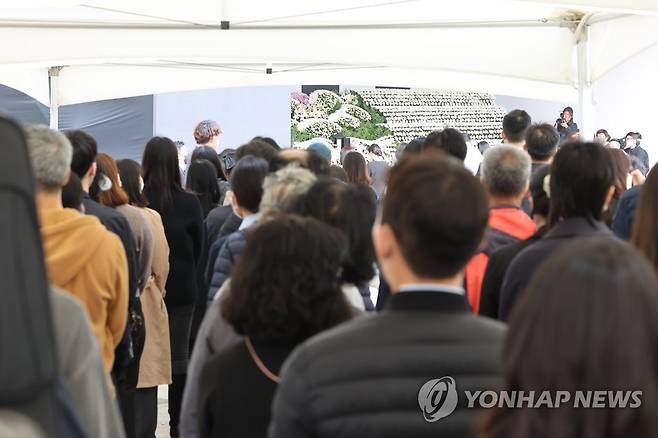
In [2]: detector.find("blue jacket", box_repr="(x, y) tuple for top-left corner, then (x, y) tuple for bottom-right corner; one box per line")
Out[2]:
(207, 230), (248, 304)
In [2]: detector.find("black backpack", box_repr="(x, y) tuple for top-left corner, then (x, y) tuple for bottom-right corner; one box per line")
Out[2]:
(0, 116), (87, 437)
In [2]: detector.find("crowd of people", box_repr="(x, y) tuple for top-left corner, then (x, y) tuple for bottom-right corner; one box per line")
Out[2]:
(3, 108), (658, 438)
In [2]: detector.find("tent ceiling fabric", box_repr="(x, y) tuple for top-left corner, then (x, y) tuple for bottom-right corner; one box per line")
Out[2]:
(54, 63), (579, 105)
(0, 0), (656, 105)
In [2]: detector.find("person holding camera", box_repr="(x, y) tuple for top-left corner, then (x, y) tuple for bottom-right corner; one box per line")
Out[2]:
(623, 132), (650, 176)
(555, 106), (579, 140)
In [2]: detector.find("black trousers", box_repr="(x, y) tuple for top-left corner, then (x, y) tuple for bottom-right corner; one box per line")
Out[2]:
(135, 387), (158, 438)
(114, 298), (146, 438)
(169, 374), (187, 438)
(167, 305), (194, 438)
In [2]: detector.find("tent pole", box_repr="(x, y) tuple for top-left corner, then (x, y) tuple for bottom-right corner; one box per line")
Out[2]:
(575, 16), (594, 140)
(48, 66), (62, 130)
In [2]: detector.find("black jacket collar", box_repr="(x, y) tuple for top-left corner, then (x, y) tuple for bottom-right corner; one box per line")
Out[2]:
(544, 217), (611, 240)
(384, 290), (471, 313)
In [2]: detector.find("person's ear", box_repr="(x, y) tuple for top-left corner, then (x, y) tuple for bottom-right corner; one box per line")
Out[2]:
(230, 191), (237, 208)
(87, 162), (97, 180)
(230, 192), (242, 217)
(603, 185), (616, 212)
(372, 222), (395, 263)
(523, 143), (528, 151)
(62, 169), (71, 187)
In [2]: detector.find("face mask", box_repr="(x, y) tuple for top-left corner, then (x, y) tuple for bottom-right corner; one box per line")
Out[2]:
(139, 177), (144, 192)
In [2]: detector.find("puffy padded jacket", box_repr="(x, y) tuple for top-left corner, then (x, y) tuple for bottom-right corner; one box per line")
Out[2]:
(207, 230), (247, 304)
(269, 289), (506, 438)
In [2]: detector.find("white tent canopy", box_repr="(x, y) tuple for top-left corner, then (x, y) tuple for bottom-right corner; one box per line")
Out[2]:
(1, 0), (657, 132)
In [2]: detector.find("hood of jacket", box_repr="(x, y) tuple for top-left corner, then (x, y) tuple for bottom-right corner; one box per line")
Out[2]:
(40, 208), (110, 286)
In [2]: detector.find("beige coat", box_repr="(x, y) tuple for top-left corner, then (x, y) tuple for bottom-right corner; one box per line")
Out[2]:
(137, 207), (172, 388)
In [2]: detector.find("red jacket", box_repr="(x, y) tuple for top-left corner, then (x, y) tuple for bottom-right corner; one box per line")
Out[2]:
(466, 206), (536, 313)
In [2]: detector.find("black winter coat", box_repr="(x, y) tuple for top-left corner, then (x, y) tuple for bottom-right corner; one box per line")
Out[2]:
(205, 205), (233, 245)
(499, 217), (614, 320)
(479, 226), (547, 320)
(208, 230), (247, 303)
(269, 289), (506, 438)
(199, 341), (294, 438)
(143, 187), (204, 308)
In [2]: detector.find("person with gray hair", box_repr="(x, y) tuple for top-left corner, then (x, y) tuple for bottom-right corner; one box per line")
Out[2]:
(464, 145), (536, 313)
(26, 125), (127, 361)
(259, 165), (317, 219)
(24, 125), (127, 438)
(27, 126), (73, 190)
(481, 145), (531, 199)
(27, 125), (128, 373)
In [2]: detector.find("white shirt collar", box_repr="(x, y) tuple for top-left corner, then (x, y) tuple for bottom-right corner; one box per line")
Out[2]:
(239, 213), (260, 231)
(397, 283), (465, 295)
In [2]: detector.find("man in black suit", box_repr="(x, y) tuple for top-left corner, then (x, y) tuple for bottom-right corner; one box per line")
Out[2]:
(269, 154), (506, 438)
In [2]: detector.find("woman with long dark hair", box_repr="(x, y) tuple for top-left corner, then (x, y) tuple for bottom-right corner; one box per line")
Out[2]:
(191, 146), (226, 181)
(185, 158), (219, 359)
(117, 159), (172, 438)
(186, 159), (220, 219)
(480, 238), (658, 438)
(191, 146), (230, 205)
(142, 137), (204, 438)
(288, 177), (377, 311)
(198, 215), (352, 438)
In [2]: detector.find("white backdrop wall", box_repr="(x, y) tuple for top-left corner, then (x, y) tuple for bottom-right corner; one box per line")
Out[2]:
(495, 43), (658, 166)
(153, 85), (298, 152)
(593, 43), (658, 166)
(495, 95), (571, 127)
